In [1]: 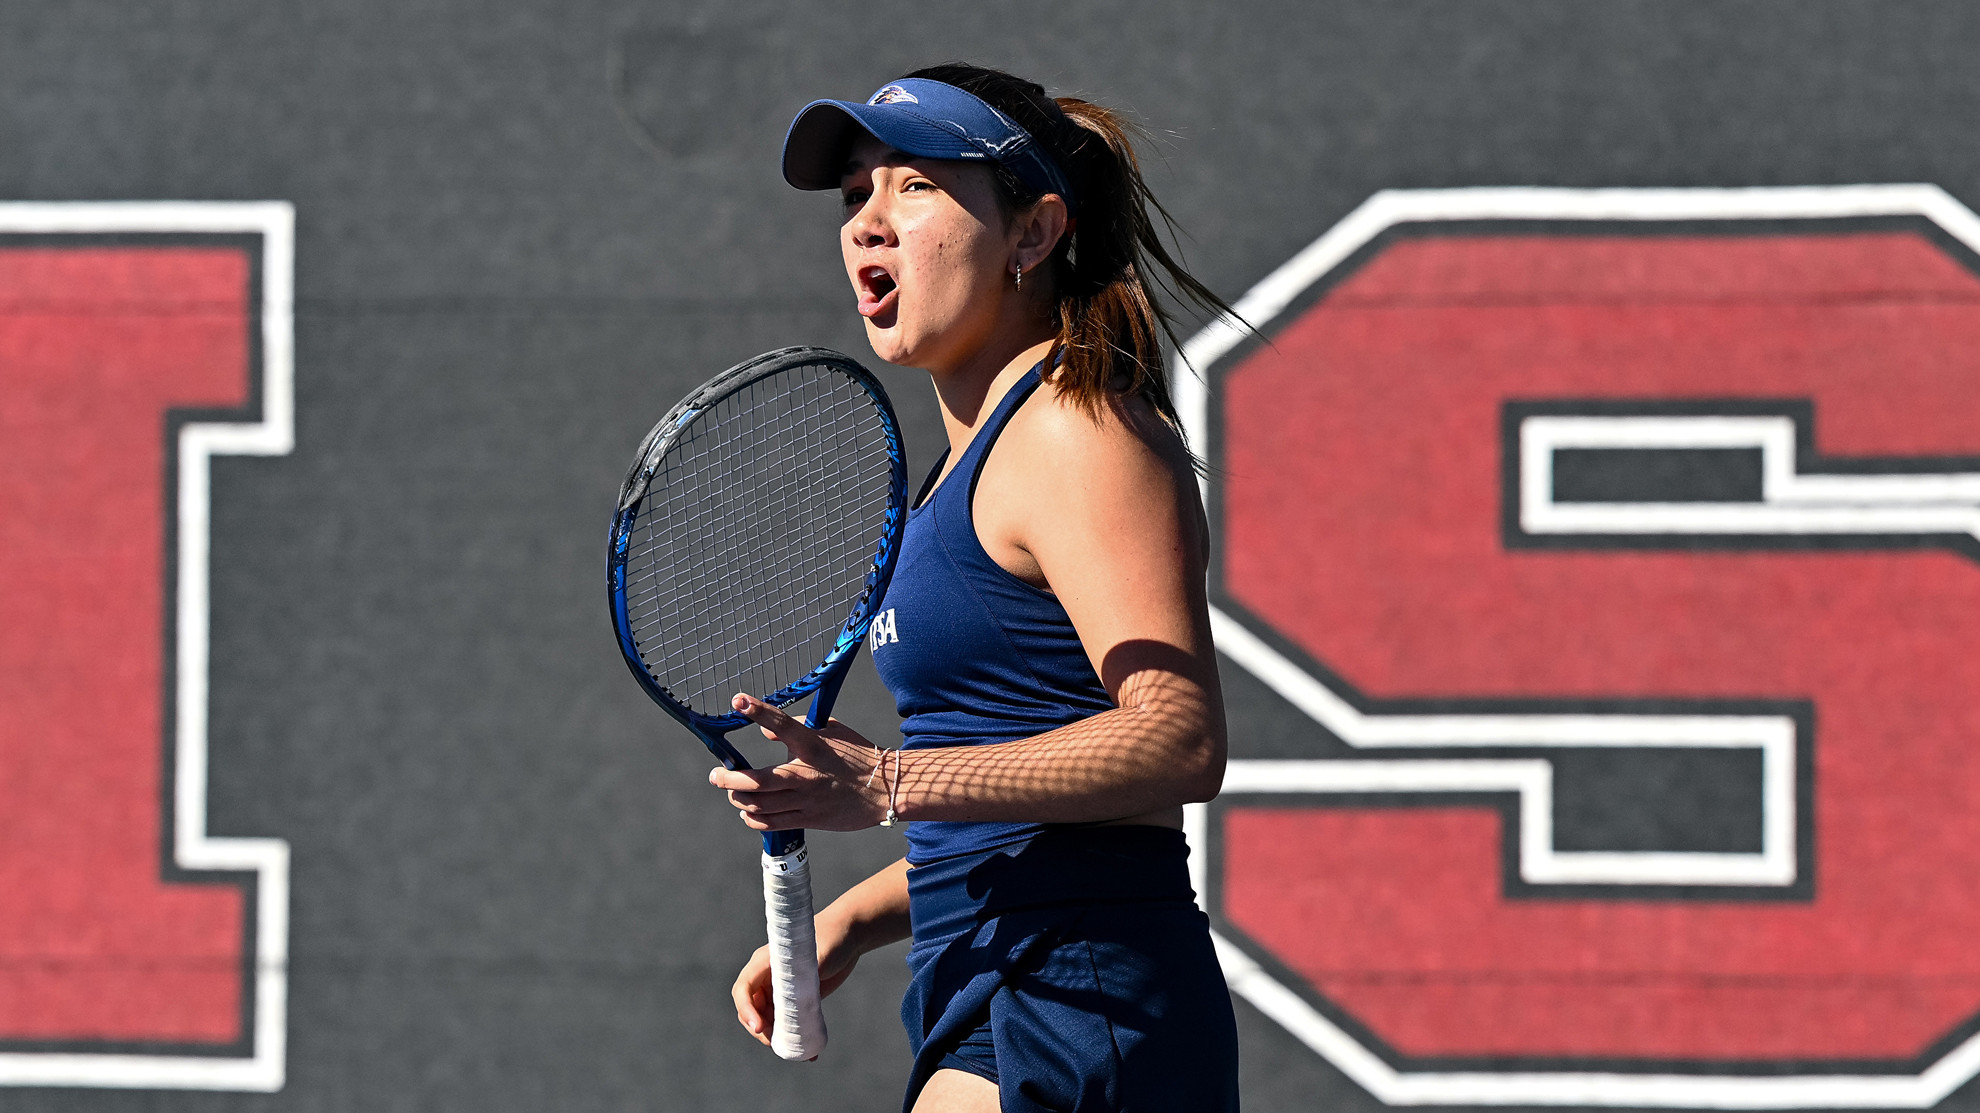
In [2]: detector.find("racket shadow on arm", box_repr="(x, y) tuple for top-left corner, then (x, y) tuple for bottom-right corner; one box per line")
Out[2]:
(896, 639), (1228, 818)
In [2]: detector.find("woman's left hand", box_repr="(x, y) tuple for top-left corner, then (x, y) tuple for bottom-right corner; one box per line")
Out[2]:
(709, 693), (893, 831)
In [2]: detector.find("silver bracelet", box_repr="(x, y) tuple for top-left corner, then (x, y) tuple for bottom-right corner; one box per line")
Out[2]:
(866, 746), (901, 828)
(883, 746), (901, 827)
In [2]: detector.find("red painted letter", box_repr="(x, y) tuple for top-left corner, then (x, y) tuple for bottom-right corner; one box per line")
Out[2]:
(1218, 232), (1980, 1063)
(0, 248), (250, 1043)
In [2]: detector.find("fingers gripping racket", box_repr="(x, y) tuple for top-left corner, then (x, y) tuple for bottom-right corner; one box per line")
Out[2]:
(607, 347), (907, 1061)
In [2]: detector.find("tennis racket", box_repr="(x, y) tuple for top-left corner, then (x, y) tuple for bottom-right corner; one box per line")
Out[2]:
(607, 346), (907, 1061)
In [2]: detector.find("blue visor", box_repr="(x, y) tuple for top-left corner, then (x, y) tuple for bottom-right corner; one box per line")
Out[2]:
(782, 78), (1077, 217)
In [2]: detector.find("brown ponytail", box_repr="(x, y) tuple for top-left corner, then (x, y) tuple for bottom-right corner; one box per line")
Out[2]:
(902, 64), (1237, 436)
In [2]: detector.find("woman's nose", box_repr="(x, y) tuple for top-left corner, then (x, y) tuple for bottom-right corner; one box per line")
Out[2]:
(847, 202), (892, 248)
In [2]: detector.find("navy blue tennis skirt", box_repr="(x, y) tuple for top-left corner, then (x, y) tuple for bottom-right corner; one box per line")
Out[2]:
(900, 825), (1240, 1112)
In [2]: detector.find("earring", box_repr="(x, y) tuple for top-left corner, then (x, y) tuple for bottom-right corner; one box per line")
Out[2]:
(1015, 263), (1023, 291)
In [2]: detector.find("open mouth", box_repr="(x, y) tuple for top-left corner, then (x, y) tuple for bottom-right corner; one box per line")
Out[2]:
(856, 264), (899, 319)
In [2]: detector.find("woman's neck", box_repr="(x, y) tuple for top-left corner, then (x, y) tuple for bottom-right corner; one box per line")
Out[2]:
(930, 332), (1057, 458)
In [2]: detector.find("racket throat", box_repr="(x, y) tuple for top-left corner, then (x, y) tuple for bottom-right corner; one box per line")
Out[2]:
(802, 645), (857, 730)
(691, 723), (749, 772)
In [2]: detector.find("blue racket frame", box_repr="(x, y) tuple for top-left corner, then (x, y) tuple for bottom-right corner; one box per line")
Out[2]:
(607, 347), (908, 857)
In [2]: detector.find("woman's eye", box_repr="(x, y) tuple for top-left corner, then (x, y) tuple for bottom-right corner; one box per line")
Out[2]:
(903, 180), (933, 192)
(841, 191), (869, 208)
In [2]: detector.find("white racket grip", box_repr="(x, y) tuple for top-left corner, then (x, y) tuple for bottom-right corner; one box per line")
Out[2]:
(762, 845), (827, 1061)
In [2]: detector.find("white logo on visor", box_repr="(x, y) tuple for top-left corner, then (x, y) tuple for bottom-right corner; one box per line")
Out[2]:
(868, 85), (919, 106)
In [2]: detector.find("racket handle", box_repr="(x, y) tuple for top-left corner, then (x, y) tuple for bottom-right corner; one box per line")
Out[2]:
(762, 840), (827, 1061)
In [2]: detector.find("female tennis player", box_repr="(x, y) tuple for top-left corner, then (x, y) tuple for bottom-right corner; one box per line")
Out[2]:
(711, 63), (1241, 1112)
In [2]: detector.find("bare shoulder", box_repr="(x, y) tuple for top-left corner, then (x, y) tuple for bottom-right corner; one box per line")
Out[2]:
(976, 377), (1213, 673)
(976, 377), (1206, 584)
(996, 377), (1195, 494)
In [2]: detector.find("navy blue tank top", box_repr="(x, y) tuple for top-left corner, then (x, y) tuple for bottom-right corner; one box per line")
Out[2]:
(869, 364), (1116, 863)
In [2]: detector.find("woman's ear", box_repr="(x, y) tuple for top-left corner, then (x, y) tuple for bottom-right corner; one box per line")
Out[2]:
(1013, 194), (1071, 275)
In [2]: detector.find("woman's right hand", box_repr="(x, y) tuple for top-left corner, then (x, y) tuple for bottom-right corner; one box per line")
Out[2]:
(732, 857), (913, 1049)
(731, 914), (864, 1049)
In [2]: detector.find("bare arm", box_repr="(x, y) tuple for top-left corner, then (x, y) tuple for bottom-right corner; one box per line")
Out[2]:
(826, 855), (912, 954)
(713, 386), (1225, 830)
(892, 663), (1219, 823)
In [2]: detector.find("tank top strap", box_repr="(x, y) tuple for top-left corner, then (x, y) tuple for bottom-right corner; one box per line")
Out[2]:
(931, 362), (1045, 513)
(874, 354), (1112, 864)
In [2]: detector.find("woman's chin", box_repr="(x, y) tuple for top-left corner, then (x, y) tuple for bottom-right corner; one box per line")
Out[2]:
(862, 320), (916, 366)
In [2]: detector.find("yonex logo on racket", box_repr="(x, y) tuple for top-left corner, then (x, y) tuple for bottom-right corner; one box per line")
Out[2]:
(867, 608), (899, 651)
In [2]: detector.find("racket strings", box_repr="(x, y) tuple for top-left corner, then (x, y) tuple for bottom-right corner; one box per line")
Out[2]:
(687, 389), (888, 699)
(691, 379), (890, 690)
(621, 393), (890, 631)
(619, 362), (897, 716)
(624, 454), (895, 630)
(627, 388), (884, 613)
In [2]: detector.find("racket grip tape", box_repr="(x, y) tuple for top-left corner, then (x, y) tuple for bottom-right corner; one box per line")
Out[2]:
(762, 843), (828, 1061)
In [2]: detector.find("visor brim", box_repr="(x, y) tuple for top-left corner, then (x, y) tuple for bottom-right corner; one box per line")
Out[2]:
(780, 99), (985, 191)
